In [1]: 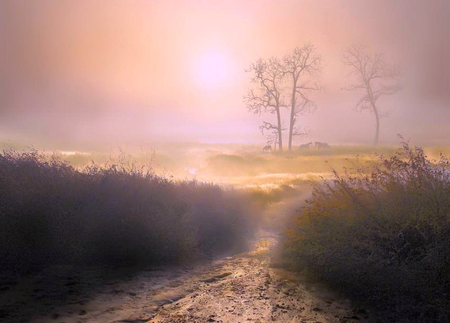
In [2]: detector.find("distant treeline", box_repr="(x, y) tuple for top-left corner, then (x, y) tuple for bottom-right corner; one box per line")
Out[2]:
(0, 150), (256, 272)
(281, 143), (450, 322)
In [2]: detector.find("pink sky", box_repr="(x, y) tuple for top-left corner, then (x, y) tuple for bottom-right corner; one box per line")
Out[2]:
(0, 0), (449, 147)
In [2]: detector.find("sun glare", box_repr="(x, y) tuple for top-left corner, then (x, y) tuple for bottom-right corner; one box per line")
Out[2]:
(195, 51), (230, 89)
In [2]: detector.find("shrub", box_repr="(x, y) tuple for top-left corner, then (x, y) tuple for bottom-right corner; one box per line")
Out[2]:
(0, 149), (255, 272)
(281, 143), (450, 322)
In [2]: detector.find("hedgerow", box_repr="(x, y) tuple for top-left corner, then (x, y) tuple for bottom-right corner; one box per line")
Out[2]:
(0, 149), (255, 272)
(281, 143), (450, 322)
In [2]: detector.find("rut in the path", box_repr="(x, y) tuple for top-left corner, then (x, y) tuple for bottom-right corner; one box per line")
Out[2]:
(147, 238), (368, 323)
(30, 237), (370, 323)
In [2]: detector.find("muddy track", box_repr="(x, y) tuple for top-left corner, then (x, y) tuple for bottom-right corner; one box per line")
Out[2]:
(28, 236), (371, 323)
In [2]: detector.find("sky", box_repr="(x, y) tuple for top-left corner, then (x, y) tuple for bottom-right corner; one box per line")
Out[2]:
(1, 0), (449, 148)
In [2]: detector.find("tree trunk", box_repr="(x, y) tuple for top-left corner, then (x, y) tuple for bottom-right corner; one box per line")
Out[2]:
(288, 77), (298, 151)
(366, 81), (380, 147)
(276, 107), (283, 152)
(288, 104), (296, 150)
(373, 111), (380, 146)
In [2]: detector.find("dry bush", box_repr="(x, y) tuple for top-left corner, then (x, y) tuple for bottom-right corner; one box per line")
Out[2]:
(281, 143), (450, 322)
(0, 149), (256, 272)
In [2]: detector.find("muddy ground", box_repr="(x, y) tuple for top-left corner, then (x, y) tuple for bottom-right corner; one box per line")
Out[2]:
(1, 235), (374, 323)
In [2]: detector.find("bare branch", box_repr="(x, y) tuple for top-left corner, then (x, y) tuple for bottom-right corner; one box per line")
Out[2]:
(259, 121), (278, 134)
(281, 43), (323, 150)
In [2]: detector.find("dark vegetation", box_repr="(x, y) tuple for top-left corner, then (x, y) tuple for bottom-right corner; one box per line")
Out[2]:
(0, 149), (256, 273)
(281, 143), (450, 322)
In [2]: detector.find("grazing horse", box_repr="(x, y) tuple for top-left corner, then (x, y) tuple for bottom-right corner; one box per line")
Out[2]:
(299, 142), (313, 149)
(263, 145), (272, 152)
(315, 141), (330, 149)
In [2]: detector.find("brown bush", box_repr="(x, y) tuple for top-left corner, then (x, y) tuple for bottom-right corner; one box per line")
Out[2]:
(281, 143), (450, 322)
(0, 149), (256, 272)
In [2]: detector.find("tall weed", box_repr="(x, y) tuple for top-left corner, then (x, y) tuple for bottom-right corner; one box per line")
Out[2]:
(281, 143), (450, 322)
(0, 150), (255, 272)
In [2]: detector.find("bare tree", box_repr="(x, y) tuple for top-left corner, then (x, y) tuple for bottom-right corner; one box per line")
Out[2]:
(283, 44), (322, 150)
(245, 58), (285, 152)
(343, 44), (401, 146)
(245, 45), (322, 152)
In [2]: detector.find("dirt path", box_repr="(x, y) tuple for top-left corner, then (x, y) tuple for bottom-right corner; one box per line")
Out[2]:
(25, 234), (372, 323)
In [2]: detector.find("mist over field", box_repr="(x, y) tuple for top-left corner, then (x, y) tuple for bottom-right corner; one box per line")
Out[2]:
(1, 1), (450, 322)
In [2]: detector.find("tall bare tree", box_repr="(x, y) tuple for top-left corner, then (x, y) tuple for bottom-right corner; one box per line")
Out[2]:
(343, 44), (401, 146)
(245, 45), (322, 152)
(283, 44), (322, 150)
(245, 58), (285, 152)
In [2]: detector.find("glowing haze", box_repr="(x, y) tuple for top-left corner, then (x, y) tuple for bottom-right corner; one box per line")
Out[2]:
(0, 0), (449, 148)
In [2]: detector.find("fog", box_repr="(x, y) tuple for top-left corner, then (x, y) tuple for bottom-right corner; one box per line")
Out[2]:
(1, 0), (449, 148)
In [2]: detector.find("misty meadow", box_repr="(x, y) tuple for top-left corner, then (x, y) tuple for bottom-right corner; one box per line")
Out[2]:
(1, 1), (450, 322)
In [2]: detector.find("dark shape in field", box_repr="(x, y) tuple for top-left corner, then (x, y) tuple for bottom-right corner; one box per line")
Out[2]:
(299, 142), (313, 149)
(263, 145), (272, 152)
(314, 142), (330, 149)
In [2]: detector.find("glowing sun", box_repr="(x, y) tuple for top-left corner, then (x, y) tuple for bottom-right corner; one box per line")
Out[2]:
(194, 50), (230, 89)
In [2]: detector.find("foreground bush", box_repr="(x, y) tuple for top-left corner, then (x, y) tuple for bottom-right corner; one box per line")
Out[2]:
(0, 150), (255, 272)
(281, 143), (450, 322)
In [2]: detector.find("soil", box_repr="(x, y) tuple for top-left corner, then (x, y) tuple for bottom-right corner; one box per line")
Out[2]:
(0, 234), (374, 323)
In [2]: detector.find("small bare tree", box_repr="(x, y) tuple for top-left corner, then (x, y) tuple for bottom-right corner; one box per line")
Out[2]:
(283, 44), (322, 150)
(266, 129), (279, 151)
(245, 58), (285, 152)
(343, 44), (400, 146)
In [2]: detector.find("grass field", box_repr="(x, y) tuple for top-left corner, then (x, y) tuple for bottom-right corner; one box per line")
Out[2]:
(55, 143), (406, 185)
